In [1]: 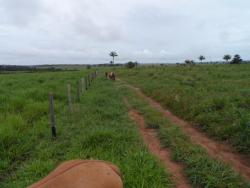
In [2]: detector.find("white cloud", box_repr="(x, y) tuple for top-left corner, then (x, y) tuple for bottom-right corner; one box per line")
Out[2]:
(159, 50), (171, 56)
(134, 49), (153, 57)
(0, 0), (250, 64)
(0, 0), (43, 26)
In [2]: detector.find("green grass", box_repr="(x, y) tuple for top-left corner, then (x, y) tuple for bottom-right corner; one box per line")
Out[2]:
(0, 71), (172, 187)
(117, 64), (250, 155)
(0, 71), (83, 181)
(120, 83), (250, 187)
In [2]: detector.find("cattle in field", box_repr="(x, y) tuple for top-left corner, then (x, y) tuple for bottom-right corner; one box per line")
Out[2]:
(108, 72), (116, 81)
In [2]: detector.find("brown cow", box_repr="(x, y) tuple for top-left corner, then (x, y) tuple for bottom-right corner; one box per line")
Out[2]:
(29, 160), (123, 188)
(108, 72), (116, 81)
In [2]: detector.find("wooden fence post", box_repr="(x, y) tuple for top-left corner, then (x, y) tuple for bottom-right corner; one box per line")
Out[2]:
(77, 80), (81, 101)
(49, 92), (56, 138)
(85, 77), (88, 90)
(88, 75), (91, 86)
(81, 78), (85, 93)
(67, 84), (73, 112)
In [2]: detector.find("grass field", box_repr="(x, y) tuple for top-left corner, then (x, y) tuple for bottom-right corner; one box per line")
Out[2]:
(117, 64), (250, 155)
(120, 83), (249, 187)
(1, 66), (250, 187)
(0, 71), (172, 187)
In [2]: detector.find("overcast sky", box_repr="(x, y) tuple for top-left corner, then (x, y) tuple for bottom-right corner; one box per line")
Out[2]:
(0, 0), (250, 65)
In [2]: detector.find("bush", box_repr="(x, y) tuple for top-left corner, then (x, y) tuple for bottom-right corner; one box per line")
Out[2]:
(231, 55), (242, 64)
(185, 60), (195, 65)
(126, 61), (138, 69)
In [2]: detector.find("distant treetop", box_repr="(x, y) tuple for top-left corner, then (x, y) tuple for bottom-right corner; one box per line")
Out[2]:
(199, 55), (205, 62)
(231, 54), (242, 64)
(223, 55), (232, 63)
(109, 51), (118, 64)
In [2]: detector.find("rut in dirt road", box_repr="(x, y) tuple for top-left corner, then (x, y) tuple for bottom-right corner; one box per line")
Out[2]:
(122, 81), (250, 181)
(129, 109), (191, 188)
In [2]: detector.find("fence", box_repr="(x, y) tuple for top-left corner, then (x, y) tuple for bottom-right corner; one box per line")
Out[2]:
(49, 71), (98, 138)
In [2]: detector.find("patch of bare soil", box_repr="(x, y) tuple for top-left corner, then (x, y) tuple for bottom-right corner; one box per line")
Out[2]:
(129, 109), (191, 188)
(126, 83), (250, 181)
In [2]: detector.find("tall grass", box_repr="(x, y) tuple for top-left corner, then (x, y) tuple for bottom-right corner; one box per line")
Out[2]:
(0, 71), (84, 181)
(122, 85), (250, 187)
(117, 64), (250, 154)
(0, 72), (172, 187)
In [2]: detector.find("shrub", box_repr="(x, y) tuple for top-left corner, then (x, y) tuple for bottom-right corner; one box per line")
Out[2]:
(231, 55), (242, 64)
(185, 60), (195, 65)
(126, 61), (137, 69)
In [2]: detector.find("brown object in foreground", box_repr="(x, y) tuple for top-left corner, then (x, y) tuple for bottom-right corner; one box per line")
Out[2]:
(28, 160), (123, 188)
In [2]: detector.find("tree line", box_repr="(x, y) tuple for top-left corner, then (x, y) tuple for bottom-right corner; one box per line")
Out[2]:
(195, 54), (243, 64)
(109, 51), (246, 68)
(0, 65), (64, 72)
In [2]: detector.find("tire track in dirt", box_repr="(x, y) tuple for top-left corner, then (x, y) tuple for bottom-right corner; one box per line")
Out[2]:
(128, 108), (191, 188)
(122, 81), (250, 181)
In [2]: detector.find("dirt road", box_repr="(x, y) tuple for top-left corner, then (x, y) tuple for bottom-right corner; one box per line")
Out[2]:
(123, 81), (250, 181)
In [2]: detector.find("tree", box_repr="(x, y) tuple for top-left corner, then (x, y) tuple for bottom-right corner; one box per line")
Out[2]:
(126, 61), (136, 69)
(185, 59), (195, 65)
(198, 55), (205, 63)
(109, 51), (118, 65)
(223, 55), (231, 63)
(231, 54), (242, 64)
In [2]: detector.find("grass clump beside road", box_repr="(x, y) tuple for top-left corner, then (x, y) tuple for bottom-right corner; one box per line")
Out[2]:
(0, 72), (173, 188)
(122, 85), (250, 187)
(117, 64), (250, 155)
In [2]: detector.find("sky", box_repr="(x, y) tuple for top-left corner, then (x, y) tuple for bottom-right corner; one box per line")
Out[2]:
(0, 0), (250, 65)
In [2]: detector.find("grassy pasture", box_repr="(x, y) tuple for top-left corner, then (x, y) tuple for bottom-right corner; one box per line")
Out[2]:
(1, 65), (249, 187)
(0, 71), (82, 179)
(120, 84), (249, 187)
(0, 71), (172, 187)
(117, 64), (250, 154)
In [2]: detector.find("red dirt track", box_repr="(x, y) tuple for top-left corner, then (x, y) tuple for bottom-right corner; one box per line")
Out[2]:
(124, 82), (250, 181)
(129, 109), (191, 188)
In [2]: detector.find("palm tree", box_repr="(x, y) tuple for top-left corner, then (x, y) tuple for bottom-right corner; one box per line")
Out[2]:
(223, 55), (231, 63)
(198, 55), (205, 63)
(109, 51), (118, 65)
